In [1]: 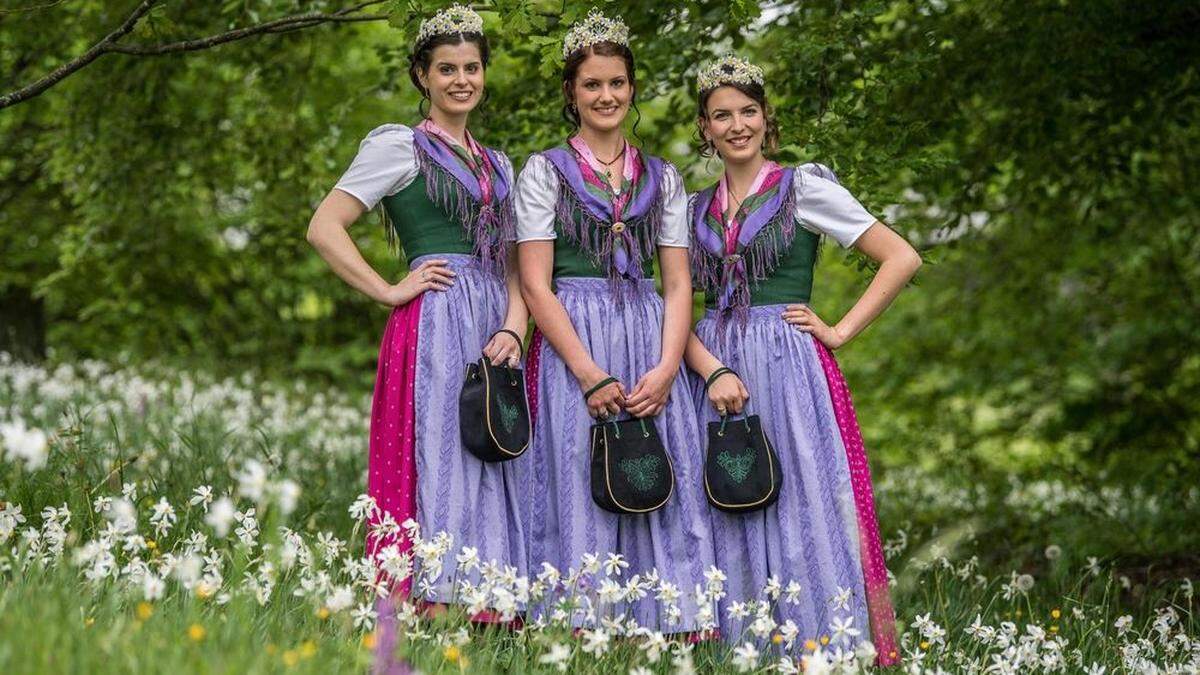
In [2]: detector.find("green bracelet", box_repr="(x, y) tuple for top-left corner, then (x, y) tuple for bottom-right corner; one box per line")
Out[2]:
(491, 329), (525, 358)
(584, 376), (619, 402)
(704, 367), (737, 392)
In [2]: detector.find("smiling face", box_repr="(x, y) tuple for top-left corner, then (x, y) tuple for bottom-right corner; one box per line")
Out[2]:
(567, 52), (634, 134)
(699, 85), (767, 164)
(418, 41), (486, 118)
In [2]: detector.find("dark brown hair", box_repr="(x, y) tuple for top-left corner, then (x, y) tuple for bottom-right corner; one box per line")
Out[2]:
(408, 32), (491, 118)
(561, 42), (643, 143)
(696, 81), (780, 158)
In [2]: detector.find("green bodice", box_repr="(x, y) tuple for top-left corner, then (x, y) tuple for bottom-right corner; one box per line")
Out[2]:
(551, 216), (657, 279)
(701, 225), (821, 309)
(380, 174), (475, 264)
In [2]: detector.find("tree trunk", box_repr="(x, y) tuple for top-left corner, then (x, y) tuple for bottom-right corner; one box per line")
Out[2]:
(0, 286), (46, 362)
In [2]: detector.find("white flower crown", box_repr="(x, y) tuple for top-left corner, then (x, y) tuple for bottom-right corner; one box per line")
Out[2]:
(697, 55), (765, 93)
(416, 4), (485, 46)
(562, 9), (630, 60)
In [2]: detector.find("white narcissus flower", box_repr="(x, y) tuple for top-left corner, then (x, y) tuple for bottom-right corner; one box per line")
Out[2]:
(325, 585), (354, 613)
(205, 497), (235, 537)
(581, 628), (610, 656)
(352, 602), (376, 630)
(274, 479), (300, 515)
(189, 486), (214, 510)
(0, 503), (26, 543)
(784, 580), (803, 604)
(142, 574), (165, 600)
(604, 552), (628, 577)
(1114, 615), (1133, 634)
(831, 614), (861, 645)
(235, 460), (268, 503)
(829, 586), (852, 611)
(0, 419), (49, 470)
(731, 642), (760, 672)
(348, 494), (377, 521)
(455, 546), (480, 573)
(538, 643), (571, 671)
(801, 648), (833, 675)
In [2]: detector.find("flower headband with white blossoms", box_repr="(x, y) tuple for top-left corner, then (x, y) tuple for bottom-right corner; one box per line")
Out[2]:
(561, 9), (630, 60)
(696, 55), (765, 93)
(416, 4), (485, 46)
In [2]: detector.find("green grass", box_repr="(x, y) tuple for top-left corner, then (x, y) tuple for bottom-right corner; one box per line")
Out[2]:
(1, 357), (1197, 673)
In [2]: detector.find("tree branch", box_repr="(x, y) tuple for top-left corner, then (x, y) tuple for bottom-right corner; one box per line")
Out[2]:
(0, 0), (390, 110)
(0, 0), (159, 109)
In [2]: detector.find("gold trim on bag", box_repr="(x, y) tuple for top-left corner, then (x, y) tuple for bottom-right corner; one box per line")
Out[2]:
(481, 362), (530, 457)
(601, 421), (673, 513)
(704, 421), (778, 510)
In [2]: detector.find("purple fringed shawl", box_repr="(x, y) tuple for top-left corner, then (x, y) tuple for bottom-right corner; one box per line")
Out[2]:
(539, 145), (667, 296)
(387, 128), (516, 275)
(691, 163), (839, 326)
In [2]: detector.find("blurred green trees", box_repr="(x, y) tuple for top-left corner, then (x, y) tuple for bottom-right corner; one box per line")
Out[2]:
(2, 0), (1196, 478)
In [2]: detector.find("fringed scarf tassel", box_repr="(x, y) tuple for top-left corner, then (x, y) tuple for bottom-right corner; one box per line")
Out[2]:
(414, 143), (510, 276)
(548, 162), (664, 305)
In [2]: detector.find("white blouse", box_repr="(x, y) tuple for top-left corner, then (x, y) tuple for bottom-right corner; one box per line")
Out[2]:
(514, 153), (691, 247)
(333, 123), (516, 211)
(791, 164), (879, 248)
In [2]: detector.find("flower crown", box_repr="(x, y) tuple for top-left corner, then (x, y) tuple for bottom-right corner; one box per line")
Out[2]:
(562, 9), (630, 60)
(696, 55), (765, 94)
(416, 4), (485, 47)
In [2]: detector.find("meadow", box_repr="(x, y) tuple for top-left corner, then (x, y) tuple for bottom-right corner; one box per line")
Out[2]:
(2, 354), (1196, 674)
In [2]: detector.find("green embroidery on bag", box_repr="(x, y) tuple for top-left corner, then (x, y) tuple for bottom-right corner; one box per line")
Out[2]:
(717, 448), (756, 484)
(496, 394), (519, 433)
(619, 454), (663, 493)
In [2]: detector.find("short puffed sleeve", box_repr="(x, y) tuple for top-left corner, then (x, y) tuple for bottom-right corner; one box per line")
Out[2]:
(792, 164), (878, 248)
(333, 124), (418, 210)
(514, 153), (560, 242)
(656, 162), (690, 248)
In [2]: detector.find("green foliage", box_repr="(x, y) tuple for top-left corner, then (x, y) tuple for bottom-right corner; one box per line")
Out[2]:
(1, 0), (1197, 478)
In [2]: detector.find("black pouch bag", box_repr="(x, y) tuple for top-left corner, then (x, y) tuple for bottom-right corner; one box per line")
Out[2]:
(590, 417), (674, 514)
(459, 355), (530, 462)
(704, 414), (781, 513)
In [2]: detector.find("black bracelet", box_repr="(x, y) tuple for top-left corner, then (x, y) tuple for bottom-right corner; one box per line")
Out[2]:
(492, 329), (525, 359)
(704, 367), (737, 392)
(584, 376), (619, 402)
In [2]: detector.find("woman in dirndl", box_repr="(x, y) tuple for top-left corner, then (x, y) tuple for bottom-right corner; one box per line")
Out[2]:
(685, 55), (922, 665)
(513, 10), (716, 634)
(307, 4), (527, 622)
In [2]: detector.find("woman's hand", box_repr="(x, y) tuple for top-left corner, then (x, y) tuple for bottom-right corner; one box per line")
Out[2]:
(623, 365), (676, 419)
(782, 304), (847, 350)
(579, 369), (625, 419)
(379, 259), (456, 307)
(483, 329), (523, 367)
(707, 370), (750, 417)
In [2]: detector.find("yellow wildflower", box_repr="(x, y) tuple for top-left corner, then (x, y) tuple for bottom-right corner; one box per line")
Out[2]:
(362, 632), (377, 650)
(300, 640), (317, 659)
(136, 602), (153, 621)
(804, 639), (817, 651)
(444, 645), (461, 663)
(316, 607), (331, 620)
(282, 650), (299, 667)
(771, 634), (784, 645)
(1051, 608), (1061, 619)
(188, 624), (206, 642)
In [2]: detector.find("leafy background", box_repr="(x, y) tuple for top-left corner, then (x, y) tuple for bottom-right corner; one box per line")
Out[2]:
(2, 0), (1198, 557)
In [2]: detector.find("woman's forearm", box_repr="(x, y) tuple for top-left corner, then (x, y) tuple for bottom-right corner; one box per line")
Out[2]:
(658, 271), (692, 372)
(834, 224), (923, 343)
(656, 247), (693, 372)
(306, 195), (390, 304)
(501, 247), (530, 334)
(684, 332), (724, 377)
